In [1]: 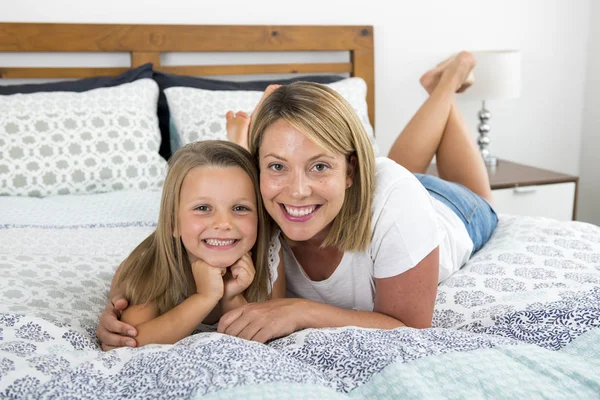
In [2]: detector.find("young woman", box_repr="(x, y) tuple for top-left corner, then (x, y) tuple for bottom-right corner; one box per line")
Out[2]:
(215, 51), (497, 342)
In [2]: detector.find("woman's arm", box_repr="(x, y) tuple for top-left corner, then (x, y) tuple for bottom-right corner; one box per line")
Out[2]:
(298, 299), (405, 329)
(217, 297), (404, 344)
(298, 246), (439, 330)
(374, 246), (439, 328)
(368, 179), (442, 328)
(218, 247), (439, 342)
(121, 294), (220, 346)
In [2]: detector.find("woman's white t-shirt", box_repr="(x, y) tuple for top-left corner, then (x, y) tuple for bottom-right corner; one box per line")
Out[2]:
(270, 157), (473, 312)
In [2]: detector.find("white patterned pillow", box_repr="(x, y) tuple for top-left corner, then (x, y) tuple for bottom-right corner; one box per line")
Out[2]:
(0, 79), (167, 197)
(165, 77), (379, 155)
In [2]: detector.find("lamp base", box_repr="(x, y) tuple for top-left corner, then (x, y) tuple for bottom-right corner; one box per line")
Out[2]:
(477, 100), (498, 168)
(483, 155), (497, 168)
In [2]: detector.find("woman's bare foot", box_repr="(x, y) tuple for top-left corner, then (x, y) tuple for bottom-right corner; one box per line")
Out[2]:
(420, 51), (476, 95)
(226, 84), (282, 150)
(226, 111), (251, 150)
(438, 51), (476, 94)
(419, 55), (454, 94)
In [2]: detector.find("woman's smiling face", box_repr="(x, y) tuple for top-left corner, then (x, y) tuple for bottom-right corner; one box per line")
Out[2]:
(258, 119), (353, 244)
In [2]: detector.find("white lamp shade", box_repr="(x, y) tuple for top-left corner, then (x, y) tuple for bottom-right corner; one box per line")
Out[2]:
(463, 50), (521, 101)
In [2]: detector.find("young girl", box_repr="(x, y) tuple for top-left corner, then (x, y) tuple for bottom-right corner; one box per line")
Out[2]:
(112, 140), (279, 346)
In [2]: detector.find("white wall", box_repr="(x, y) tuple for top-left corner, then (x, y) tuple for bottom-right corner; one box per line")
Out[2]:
(3, 0), (593, 213)
(578, 0), (600, 225)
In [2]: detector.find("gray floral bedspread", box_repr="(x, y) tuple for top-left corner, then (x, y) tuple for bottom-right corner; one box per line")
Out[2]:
(1, 192), (599, 399)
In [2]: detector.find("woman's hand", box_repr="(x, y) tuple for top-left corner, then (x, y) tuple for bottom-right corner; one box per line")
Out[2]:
(222, 252), (255, 302)
(192, 259), (226, 302)
(217, 298), (305, 343)
(96, 296), (137, 351)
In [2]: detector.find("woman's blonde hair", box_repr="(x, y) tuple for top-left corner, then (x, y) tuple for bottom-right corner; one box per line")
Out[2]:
(249, 82), (375, 251)
(116, 140), (271, 314)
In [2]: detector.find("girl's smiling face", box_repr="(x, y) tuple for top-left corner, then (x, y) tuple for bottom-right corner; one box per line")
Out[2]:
(258, 119), (352, 245)
(177, 166), (258, 268)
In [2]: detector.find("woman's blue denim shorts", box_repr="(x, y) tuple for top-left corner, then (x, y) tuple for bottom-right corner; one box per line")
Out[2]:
(414, 173), (498, 255)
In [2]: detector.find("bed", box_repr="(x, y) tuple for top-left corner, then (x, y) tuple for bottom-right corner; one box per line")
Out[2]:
(1, 23), (599, 399)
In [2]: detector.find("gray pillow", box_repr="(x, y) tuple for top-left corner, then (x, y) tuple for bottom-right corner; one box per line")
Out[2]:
(153, 72), (345, 158)
(164, 77), (378, 155)
(0, 79), (167, 197)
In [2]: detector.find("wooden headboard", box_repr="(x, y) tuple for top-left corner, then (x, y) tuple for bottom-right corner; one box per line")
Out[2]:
(0, 23), (375, 126)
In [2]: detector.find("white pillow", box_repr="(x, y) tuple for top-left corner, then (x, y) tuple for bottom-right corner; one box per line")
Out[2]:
(0, 79), (167, 197)
(165, 77), (379, 155)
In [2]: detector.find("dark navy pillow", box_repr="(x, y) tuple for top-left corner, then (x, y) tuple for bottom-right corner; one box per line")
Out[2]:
(0, 63), (153, 94)
(152, 72), (345, 159)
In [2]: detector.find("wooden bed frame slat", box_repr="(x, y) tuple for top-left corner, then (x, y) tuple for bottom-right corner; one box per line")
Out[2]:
(131, 52), (160, 67)
(0, 24), (373, 52)
(0, 67), (130, 79)
(157, 62), (353, 76)
(0, 63), (352, 78)
(0, 22), (375, 127)
(351, 50), (375, 126)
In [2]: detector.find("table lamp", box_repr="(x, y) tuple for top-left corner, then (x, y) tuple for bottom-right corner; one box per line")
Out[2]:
(463, 50), (521, 167)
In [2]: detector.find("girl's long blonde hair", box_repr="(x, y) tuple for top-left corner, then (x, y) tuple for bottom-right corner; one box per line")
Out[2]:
(116, 140), (271, 314)
(249, 82), (375, 252)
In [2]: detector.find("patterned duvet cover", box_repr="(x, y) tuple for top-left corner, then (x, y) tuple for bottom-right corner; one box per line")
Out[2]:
(1, 191), (599, 399)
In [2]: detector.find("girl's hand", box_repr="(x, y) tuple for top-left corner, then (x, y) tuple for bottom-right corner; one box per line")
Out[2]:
(192, 259), (226, 302)
(218, 298), (305, 343)
(222, 252), (255, 303)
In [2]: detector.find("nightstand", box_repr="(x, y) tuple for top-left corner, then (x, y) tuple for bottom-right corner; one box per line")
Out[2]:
(426, 159), (579, 221)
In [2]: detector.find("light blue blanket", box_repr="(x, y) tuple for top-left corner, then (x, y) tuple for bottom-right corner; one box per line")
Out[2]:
(2, 318), (598, 399)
